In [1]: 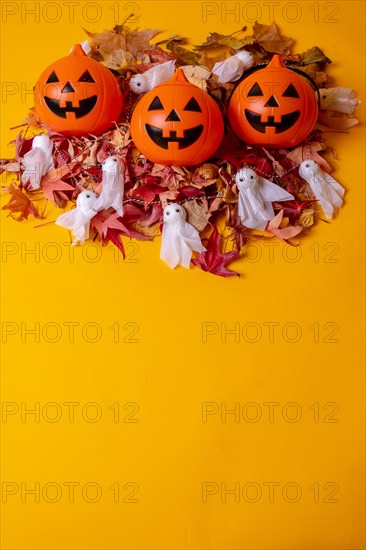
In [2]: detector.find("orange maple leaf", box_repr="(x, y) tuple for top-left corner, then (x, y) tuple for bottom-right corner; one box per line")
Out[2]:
(2, 183), (42, 221)
(266, 210), (303, 243)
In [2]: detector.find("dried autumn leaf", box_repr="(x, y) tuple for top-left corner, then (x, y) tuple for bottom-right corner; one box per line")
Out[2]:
(2, 182), (42, 221)
(192, 227), (240, 277)
(181, 65), (211, 90)
(318, 110), (360, 130)
(100, 49), (135, 70)
(266, 210), (303, 243)
(298, 208), (315, 228)
(299, 46), (331, 65)
(274, 195), (317, 224)
(252, 22), (294, 55)
(287, 143), (333, 172)
(184, 200), (210, 231)
(41, 179), (76, 207)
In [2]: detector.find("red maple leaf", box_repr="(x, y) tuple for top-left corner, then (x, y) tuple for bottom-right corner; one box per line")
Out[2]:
(129, 183), (166, 206)
(192, 227), (240, 277)
(274, 195), (317, 224)
(91, 210), (152, 258)
(2, 182), (42, 221)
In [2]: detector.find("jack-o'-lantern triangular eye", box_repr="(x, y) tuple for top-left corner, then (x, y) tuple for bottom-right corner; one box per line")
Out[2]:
(148, 96), (164, 111)
(46, 71), (59, 83)
(248, 83), (263, 97)
(183, 97), (202, 112)
(79, 70), (95, 83)
(283, 83), (299, 98)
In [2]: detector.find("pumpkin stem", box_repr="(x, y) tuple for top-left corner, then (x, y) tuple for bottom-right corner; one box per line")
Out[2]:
(268, 54), (285, 68)
(69, 44), (87, 57)
(170, 68), (189, 83)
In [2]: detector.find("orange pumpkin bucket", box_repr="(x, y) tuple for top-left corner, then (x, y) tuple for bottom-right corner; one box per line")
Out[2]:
(130, 69), (224, 166)
(34, 44), (124, 137)
(227, 54), (319, 148)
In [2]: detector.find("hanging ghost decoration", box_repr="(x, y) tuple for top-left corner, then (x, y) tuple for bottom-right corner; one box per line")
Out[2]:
(212, 50), (254, 83)
(21, 134), (54, 189)
(160, 203), (206, 269)
(56, 189), (98, 245)
(299, 160), (345, 219)
(129, 60), (176, 94)
(235, 167), (294, 230)
(319, 87), (361, 114)
(95, 156), (124, 217)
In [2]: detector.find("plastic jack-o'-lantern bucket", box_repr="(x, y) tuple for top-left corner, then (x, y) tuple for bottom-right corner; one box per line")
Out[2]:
(131, 69), (224, 166)
(227, 54), (319, 148)
(34, 44), (124, 137)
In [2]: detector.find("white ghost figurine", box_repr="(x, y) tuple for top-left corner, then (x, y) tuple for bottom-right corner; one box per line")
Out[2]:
(21, 134), (54, 189)
(95, 156), (124, 217)
(130, 60), (176, 94)
(235, 167), (294, 230)
(56, 190), (98, 246)
(212, 50), (254, 84)
(319, 87), (361, 114)
(160, 203), (206, 269)
(299, 160), (345, 219)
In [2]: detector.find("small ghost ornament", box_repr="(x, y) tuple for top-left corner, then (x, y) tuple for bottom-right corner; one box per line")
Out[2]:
(319, 87), (361, 114)
(212, 50), (254, 84)
(160, 203), (206, 269)
(56, 190), (98, 246)
(299, 160), (345, 219)
(235, 168), (294, 230)
(21, 134), (54, 189)
(95, 156), (124, 217)
(130, 60), (176, 94)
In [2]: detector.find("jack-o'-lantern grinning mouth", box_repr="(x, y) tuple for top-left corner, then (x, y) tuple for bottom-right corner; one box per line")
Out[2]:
(44, 95), (98, 119)
(244, 109), (301, 134)
(145, 124), (204, 149)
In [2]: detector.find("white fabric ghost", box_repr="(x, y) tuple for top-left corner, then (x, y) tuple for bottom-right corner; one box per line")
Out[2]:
(21, 134), (54, 189)
(95, 156), (124, 217)
(235, 167), (294, 230)
(56, 190), (98, 246)
(212, 50), (254, 83)
(319, 87), (361, 114)
(160, 203), (206, 269)
(130, 60), (176, 94)
(299, 160), (345, 219)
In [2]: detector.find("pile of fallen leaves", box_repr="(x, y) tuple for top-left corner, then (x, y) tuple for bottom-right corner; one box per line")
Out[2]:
(0, 21), (359, 277)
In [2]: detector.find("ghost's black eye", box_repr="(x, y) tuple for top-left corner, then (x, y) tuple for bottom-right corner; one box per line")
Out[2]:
(250, 175), (254, 179)
(183, 97), (202, 112)
(79, 70), (95, 83)
(305, 164), (309, 168)
(113, 158), (117, 162)
(137, 82), (141, 86)
(282, 83), (299, 98)
(176, 208), (180, 212)
(46, 71), (59, 83)
(86, 194), (90, 198)
(248, 83), (263, 97)
(239, 178), (243, 182)
(148, 96), (164, 111)
(166, 211), (170, 215)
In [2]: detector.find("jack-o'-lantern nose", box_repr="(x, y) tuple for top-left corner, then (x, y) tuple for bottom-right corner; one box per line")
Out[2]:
(165, 109), (181, 122)
(62, 82), (76, 93)
(264, 95), (279, 107)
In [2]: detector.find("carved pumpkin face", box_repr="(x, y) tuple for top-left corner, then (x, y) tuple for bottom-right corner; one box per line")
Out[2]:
(227, 55), (319, 148)
(130, 69), (224, 166)
(34, 45), (124, 137)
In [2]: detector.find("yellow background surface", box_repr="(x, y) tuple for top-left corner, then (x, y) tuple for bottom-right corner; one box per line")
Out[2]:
(0, 1), (365, 549)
